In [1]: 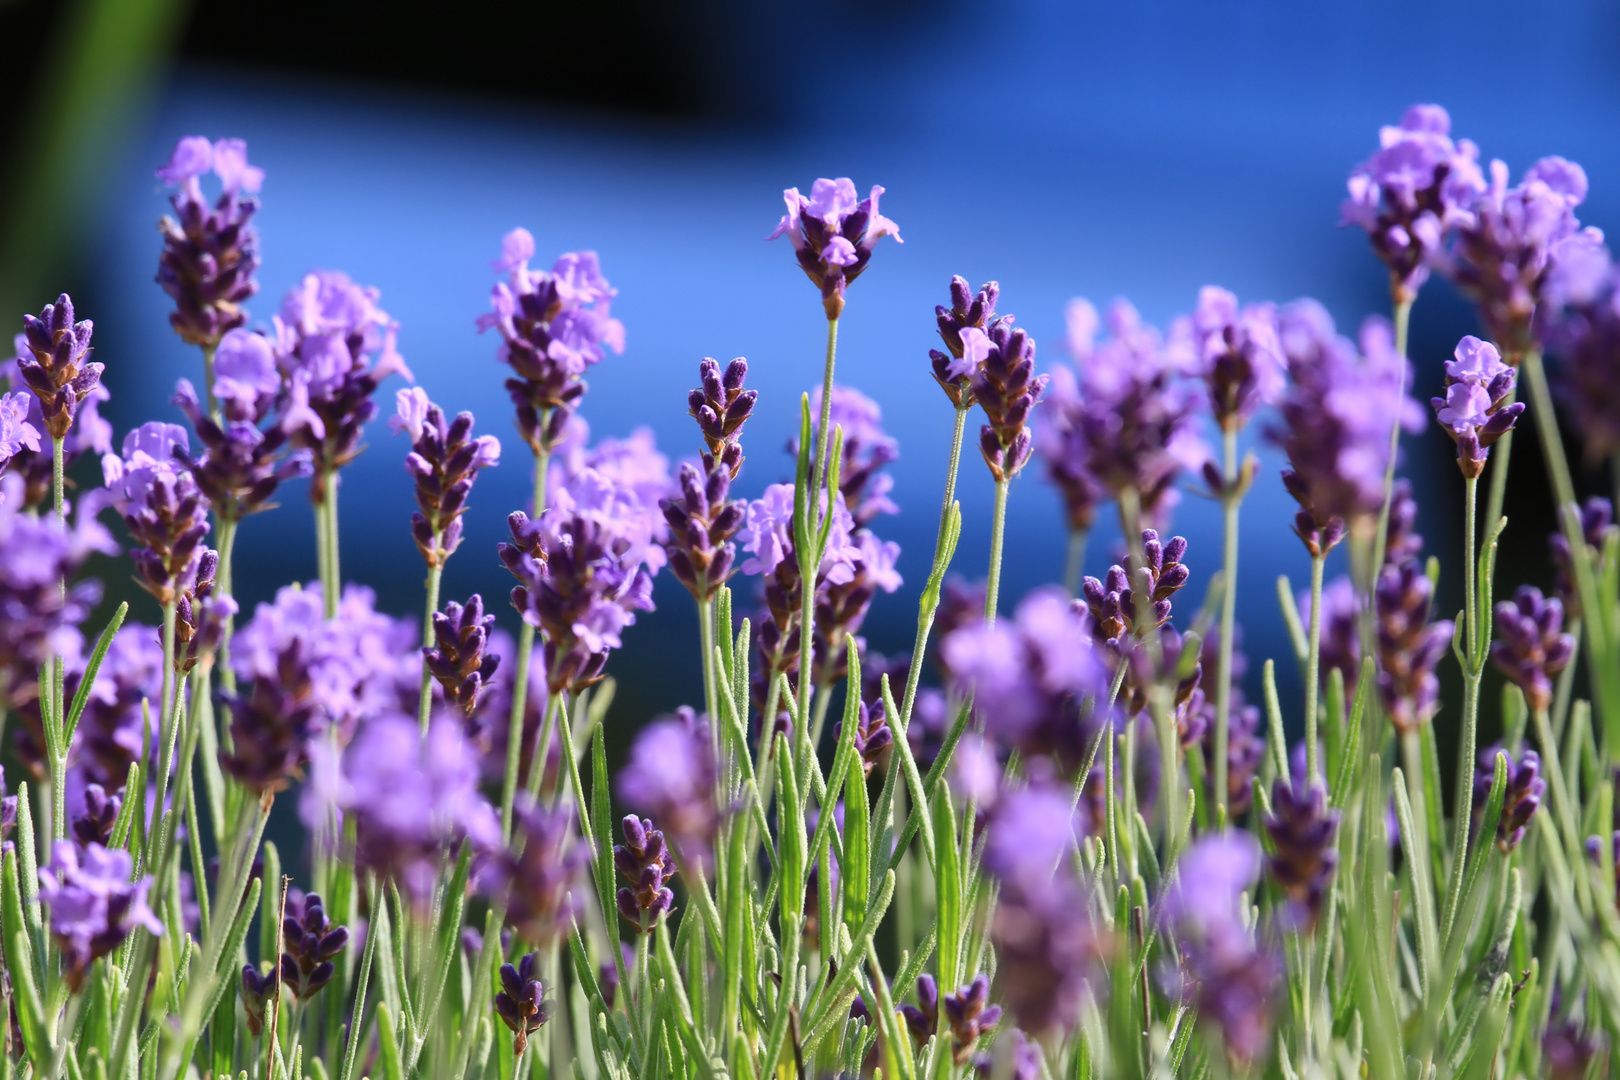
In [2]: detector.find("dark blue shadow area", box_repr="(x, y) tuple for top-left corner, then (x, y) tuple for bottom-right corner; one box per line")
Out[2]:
(81, 0), (1620, 751)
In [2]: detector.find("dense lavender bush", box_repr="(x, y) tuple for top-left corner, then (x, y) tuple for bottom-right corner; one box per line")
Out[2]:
(1, 105), (1620, 1080)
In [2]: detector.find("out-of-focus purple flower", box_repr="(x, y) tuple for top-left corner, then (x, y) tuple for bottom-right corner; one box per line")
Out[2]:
(1384, 478), (1424, 568)
(1448, 156), (1598, 362)
(173, 329), (312, 523)
(70, 783), (120, 849)
(939, 976), (1002, 1063)
(1472, 744), (1544, 852)
(273, 271), (412, 500)
(490, 796), (590, 945)
(478, 230), (625, 454)
(964, 318), (1047, 482)
(302, 714), (500, 911)
(1587, 831), (1620, 899)
(1431, 336), (1524, 478)
(1079, 529), (1191, 649)
(1184, 286), (1286, 432)
(155, 136), (264, 349)
(390, 388), (500, 568)
(425, 594), (501, 723)
(1375, 561), (1454, 734)
(617, 707), (719, 876)
(931, 277), (1000, 405)
(614, 814), (677, 933)
(833, 697), (893, 778)
(0, 393), (40, 471)
(805, 384), (898, 528)
(967, 1029), (1041, 1080)
(812, 528), (902, 685)
(1262, 778), (1340, 932)
(1542, 236), (1620, 459)
(174, 547), (235, 676)
(1341, 105), (1486, 302)
(279, 892), (349, 1000)
(16, 294), (102, 443)
(1542, 1010), (1604, 1080)
(941, 587), (1113, 768)
(225, 583), (416, 791)
(1055, 299), (1205, 529)
(1034, 364), (1105, 533)
(69, 623), (162, 793)
(688, 357), (756, 479)
(768, 178), (902, 319)
(1159, 833), (1280, 1066)
(1550, 497), (1613, 616)
(0, 769), (18, 854)
(494, 952), (553, 1054)
(1491, 585), (1576, 712)
(38, 840), (163, 991)
(101, 422), (211, 604)
(1272, 303), (1423, 555)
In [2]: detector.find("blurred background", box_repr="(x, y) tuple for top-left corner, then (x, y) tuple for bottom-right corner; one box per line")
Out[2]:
(3, 0), (1618, 789)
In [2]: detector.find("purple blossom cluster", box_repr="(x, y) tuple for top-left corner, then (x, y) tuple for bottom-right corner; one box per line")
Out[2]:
(101, 422), (211, 605)
(1472, 745), (1545, 852)
(1375, 560), (1454, 734)
(424, 594), (501, 723)
(155, 136), (264, 349)
(617, 707), (719, 875)
(479, 229), (625, 454)
(1184, 286), (1286, 435)
(1261, 778), (1340, 931)
(1491, 585), (1575, 712)
(38, 840), (163, 991)
(768, 178), (902, 319)
(930, 277), (1000, 409)
(15, 295), (103, 443)
(963, 318), (1047, 482)
(489, 797), (590, 945)
(664, 358), (755, 602)
(1431, 336), (1524, 478)
(391, 387), (501, 567)
(1, 330), (110, 510)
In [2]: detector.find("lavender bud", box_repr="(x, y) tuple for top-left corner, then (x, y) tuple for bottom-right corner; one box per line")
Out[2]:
(494, 952), (553, 1054)
(931, 276), (999, 407)
(17, 294), (102, 442)
(240, 962), (280, 1037)
(1491, 586), (1576, 712)
(1549, 496), (1613, 616)
(1431, 336), (1525, 478)
(965, 319), (1046, 482)
(688, 356), (756, 479)
(279, 891), (349, 1000)
(1262, 778), (1341, 931)
(425, 594), (501, 722)
(767, 179), (901, 319)
(1375, 561), (1455, 734)
(614, 815), (677, 933)
(941, 975), (1003, 1063)
(1472, 745), (1545, 852)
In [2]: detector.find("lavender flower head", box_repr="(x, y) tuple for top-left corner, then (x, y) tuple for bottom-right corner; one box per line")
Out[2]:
(1058, 299), (1205, 528)
(424, 594), (501, 722)
(491, 796), (590, 945)
(688, 357), (756, 479)
(274, 271), (413, 498)
(1159, 833), (1280, 1066)
(173, 329), (311, 522)
(1341, 105), (1486, 302)
(390, 387), (501, 567)
(806, 384), (898, 528)
(155, 136), (264, 349)
(101, 422), (211, 604)
(1550, 497), (1613, 616)
(279, 892), (349, 1000)
(941, 587), (1112, 768)
(2, 334), (109, 511)
(1491, 585), (1576, 712)
(1184, 286), (1286, 432)
(662, 461), (746, 603)
(617, 708), (720, 875)
(962, 318), (1047, 482)
(0, 393), (40, 471)
(1542, 236), (1620, 458)
(302, 714), (500, 910)
(1034, 364), (1104, 532)
(1375, 561), (1455, 734)
(930, 276), (1000, 406)
(494, 953), (553, 1054)
(478, 229), (625, 454)
(1262, 778), (1340, 932)
(1080, 529), (1191, 650)
(38, 840), (163, 991)
(17, 294), (102, 442)
(1448, 155), (1598, 361)
(1472, 745), (1545, 852)
(768, 178), (902, 319)
(1272, 301), (1422, 554)
(1431, 336), (1525, 478)
(614, 814), (677, 933)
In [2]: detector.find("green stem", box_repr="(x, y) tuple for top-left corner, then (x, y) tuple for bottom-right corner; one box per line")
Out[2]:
(1441, 477), (1482, 946)
(698, 598), (720, 767)
(984, 477), (1010, 623)
(202, 342), (221, 424)
(143, 601), (180, 867)
(1368, 296), (1414, 577)
(1303, 552), (1325, 785)
(1482, 425), (1515, 556)
(1062, 527), (1088, 599)
(1214, 425), (1241, 820)
(501, 427), (553, 840)
(417, 562), (444, 733)
(1463, 476), (1479, 660)
(812, 317), (840, 504)
(795, 317), (842, 753)
(216, 516), (239, 694)
(898, 403), (970, 731)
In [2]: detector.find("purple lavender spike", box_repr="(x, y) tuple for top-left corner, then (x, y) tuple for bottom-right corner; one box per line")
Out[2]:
(155, 136), (264, 350)
(768, 179), (902, 319)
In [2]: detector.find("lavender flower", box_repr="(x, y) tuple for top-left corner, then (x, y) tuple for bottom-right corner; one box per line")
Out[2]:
(1034, 365), (1104, 533)
(155, 136), (264, 349)
(1341, 105), (1485, 302)
(16, 294), (102, 442)
(390, 388), (500, 567)
(301, 714), (501, 910)
(173, 329), (311, 522)
(1159, 833), (1280, 1066)
(614, 815), (677, 933)
(930, 276), (1000, 406)
(37, 840), (163, 991)
(963, 319), (1047, 482)
(491, 797), (590, 945)
(70, 784), (120, 849)
(494, 953), (553, 1054)
(424, 594), (501, 722)
(1262, 778), (1340, 932)
(1079, 530), (1191, 648)
(941, 976), (1003, 1063)
(240, 963), (280, 1037)
(941, 587), (1112, 768)
(1185, 286), (1286, 432)
(1549, 496), (1612, 617)
(662, 462), (746, 602)
(279, 892), (348, 1000)
(0, 393), (40, 471)
(1431, 336), (1525, 478)
(688, 357), (756, 479)
(768, 178), (902, 319)
(1542, 1012), (1603, 1080)
(1542, 237), (1620, 458)
(1472, 745), (1544, 851)
(101, 422), (211, 604)
(617, 708), (719, 875)
(1491, 585), (1576, 712)
(273, 271), (412, 499)
(1055, 299), (1205, 528)
(175, 547), (236, 675)
(1375, 561), (1455, 734)
(1384, 477), (1424, 568)
(1272, 302), (1421, 554)
(805, 384), (898, 528)
(896, 975), (939, 1048)
(833, 697), (893, 777)
(1448, 156), (1597, 362)
(2, 336), (110, 510)
(478, 230), (624, 454)
(812, 528), (902, 685)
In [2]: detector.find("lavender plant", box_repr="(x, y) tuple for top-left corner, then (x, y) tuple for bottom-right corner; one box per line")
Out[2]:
(5, 109), (1620, 1080)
